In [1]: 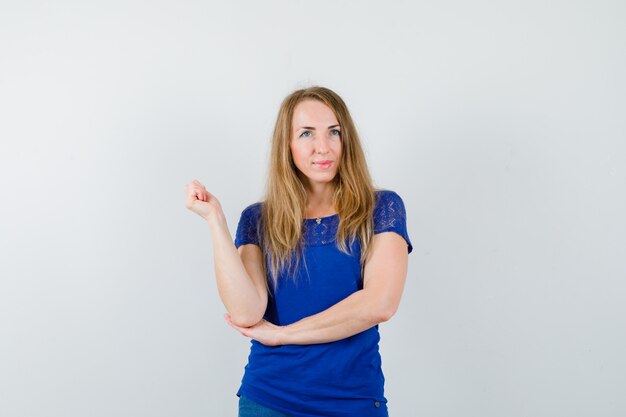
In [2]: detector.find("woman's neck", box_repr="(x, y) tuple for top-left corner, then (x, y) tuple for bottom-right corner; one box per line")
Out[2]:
(304, 183), (336, 218)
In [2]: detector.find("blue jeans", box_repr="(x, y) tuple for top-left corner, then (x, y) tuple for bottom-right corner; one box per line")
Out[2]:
(238, 395), (294, 417)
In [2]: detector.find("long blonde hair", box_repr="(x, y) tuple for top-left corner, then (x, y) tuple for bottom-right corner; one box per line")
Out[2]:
(262, 86), (375, 285)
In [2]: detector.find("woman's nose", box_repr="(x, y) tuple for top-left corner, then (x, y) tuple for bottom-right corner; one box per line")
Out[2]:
(315, 136), (330, 153)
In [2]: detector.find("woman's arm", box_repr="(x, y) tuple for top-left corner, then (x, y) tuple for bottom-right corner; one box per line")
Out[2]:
(185, 180), (267, 327)
(207, 215), (268, 327)
(225, 231), (408, 345)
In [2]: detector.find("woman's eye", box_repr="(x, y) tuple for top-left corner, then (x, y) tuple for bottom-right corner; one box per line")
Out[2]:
(300, 131), (312, 138)
(330, 129), (341, 136)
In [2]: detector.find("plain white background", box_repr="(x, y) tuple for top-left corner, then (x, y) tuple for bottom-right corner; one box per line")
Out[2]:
(1, 1), (625, 416)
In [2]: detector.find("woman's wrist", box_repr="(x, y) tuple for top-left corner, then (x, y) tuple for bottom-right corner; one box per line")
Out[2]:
(205, 210), (227, 228)
(278, 325), (291, 345)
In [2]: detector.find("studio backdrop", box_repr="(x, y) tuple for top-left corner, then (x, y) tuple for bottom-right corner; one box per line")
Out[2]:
(1, 1), (625, 416)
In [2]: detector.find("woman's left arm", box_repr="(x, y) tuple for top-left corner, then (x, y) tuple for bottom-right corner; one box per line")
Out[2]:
(225, 231), (409, 346)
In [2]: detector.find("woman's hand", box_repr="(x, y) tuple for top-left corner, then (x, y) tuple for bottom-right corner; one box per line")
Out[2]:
(224, 313), (284, 347)
(184, 179), (223, 221)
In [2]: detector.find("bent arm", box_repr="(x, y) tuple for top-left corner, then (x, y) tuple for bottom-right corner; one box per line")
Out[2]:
(281, 232), (408, 344)
(228, 232), (408, 345)
(207, 213), (267, 327)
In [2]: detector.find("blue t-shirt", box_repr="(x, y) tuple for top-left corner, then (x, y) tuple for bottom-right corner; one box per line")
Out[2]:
(233, 190), (413, 417)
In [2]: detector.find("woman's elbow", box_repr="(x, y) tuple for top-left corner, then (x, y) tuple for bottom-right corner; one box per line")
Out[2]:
(372, 300), (399, 324)
(375, 308), (396, 324)
(230, 313), (263, 328)
(229, 305), (265, 327)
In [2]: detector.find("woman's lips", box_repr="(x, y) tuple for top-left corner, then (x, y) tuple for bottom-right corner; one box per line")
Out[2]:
(313, 161), (333, 168)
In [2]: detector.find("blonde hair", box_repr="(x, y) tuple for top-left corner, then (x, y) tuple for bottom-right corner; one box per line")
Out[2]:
(261, 86), (375, 285)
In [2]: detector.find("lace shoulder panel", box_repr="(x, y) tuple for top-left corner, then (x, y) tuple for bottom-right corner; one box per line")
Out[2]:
(373, 190), (413, 253)
(234, 202), (263, 248)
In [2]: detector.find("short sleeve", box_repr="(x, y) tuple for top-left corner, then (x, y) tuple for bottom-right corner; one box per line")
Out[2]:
(234, 202), (263, 248)
(373, 190), (413, 254)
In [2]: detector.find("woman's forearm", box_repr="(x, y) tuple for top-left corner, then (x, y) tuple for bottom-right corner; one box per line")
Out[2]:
(279, 288), (394, 345)
(206, 213), (266, 327)
(278, 233), (407, 345)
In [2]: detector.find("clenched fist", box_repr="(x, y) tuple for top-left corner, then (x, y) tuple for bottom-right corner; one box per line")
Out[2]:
(183, 179), (223, 221)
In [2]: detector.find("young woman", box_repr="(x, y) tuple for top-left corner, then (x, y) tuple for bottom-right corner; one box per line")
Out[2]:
(184, 86), (412, 417)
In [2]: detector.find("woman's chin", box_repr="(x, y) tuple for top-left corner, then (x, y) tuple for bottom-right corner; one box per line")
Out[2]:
(303, 174), (338, 187)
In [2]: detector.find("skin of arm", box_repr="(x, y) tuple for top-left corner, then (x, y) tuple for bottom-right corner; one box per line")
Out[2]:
(207, 212), (268, 328)
(225, 231), (408, 345)
(184, 180), (266, 328)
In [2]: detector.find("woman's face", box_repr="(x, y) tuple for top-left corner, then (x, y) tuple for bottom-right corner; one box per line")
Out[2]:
(290, 100), (342, 190)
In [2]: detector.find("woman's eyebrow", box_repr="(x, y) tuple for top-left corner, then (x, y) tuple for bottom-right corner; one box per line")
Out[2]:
(297, 124), (341, 130)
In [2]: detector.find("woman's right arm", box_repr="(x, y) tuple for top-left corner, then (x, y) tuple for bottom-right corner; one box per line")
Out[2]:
(185, 179), (267, 327)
